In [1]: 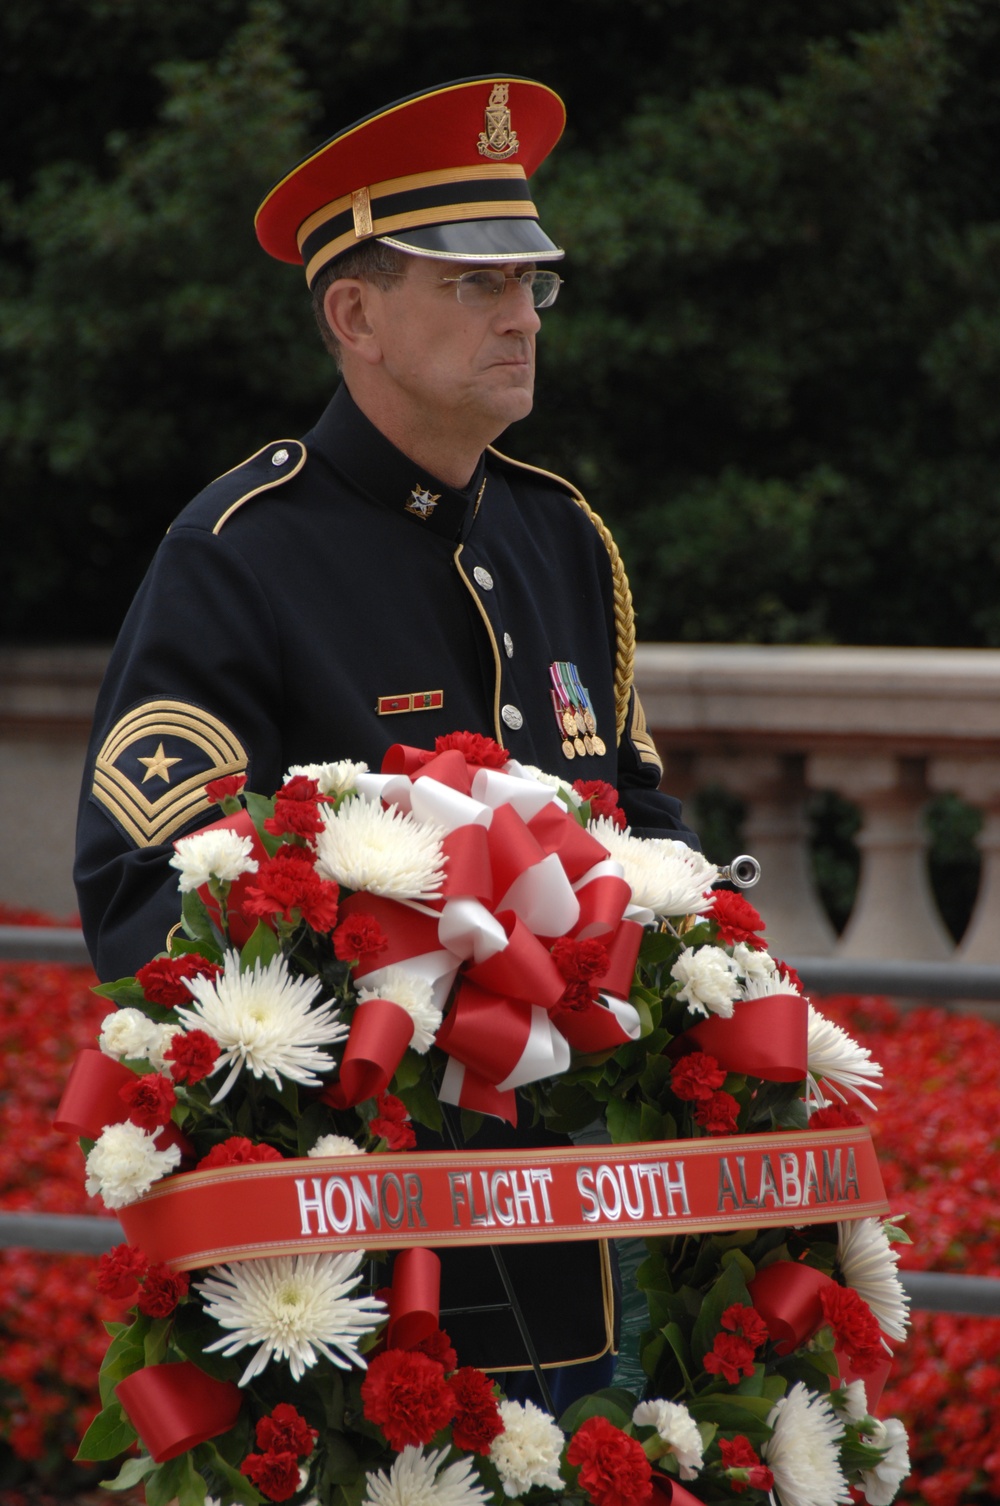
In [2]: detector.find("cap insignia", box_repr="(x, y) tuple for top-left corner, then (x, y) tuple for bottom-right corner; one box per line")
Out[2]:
(478, 83), (520, 161)
(405, 485), (441, 519)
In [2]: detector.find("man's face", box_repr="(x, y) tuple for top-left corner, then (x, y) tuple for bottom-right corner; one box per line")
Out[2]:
(366, 256), (543, 444)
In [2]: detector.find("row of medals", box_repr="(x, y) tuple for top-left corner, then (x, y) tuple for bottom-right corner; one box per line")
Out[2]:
(559, 703), (606, 760)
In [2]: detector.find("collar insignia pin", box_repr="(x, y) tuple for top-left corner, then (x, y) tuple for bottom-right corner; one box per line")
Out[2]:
(405, 485), (441, 519)
(478, 82), (520, 161)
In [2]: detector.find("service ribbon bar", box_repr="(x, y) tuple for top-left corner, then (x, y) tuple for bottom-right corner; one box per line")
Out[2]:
(119, 1127), (887, 1273)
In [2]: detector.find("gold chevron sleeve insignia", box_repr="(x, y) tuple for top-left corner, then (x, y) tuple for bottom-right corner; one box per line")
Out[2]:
(628, 690), (664, 772)
(91, 700), (248, 847)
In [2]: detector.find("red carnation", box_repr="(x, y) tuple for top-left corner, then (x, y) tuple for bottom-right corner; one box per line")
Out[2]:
(573, 779), (626, 829)
(243, 846), (340, 931)
(241, 1451), (301, 1502)
(197, 1137), (285, 1170)
(567, 1415), (653, 1506)
(719, 1436), (774, 1494)
(703, 1332), (758, 1385)
(120, 1072), (176, 1132)
(333, 913), (390, 964)
(135, 954), (223, 1007)
(671, 1051), (727, 1102)
(204, 773), (247, 804)
(820, 1284), (886, 1375)
(721, 1304), (770, 1350)
(773, 959), (803, 992)
(264, 775), (327, 840)
(693, 1089), (740, 1135)
(413, 1327), (458, 1374)
(710, 889), (767, 948)
(96, 1243), (149, 1301)
(164, 1027), (220, 1085)
(448, 1366), (504, 1454)
(256, 1403), (317, 1458)
(370, 1092), (416, 1150)
(137, 1263), (189, 1318)
(361, 1348), (458, 1450)
(551, 937), (611, 982)
(809, 1103), (863, 1129)
(434, 731), (508, 768)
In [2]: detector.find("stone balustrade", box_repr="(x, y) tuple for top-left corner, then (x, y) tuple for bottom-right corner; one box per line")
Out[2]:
(2, 645), (999, 970)
(637, 643), (1000, 964)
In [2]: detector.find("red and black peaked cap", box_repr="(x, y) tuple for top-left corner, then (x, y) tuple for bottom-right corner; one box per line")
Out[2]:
(255, 75), (567, 287)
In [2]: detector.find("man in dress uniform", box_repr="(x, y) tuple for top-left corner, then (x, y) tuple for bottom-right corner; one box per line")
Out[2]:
(75, 76), (696, 1409)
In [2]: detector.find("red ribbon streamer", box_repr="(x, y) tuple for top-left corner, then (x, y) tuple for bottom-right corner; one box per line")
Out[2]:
(750, 1258), (895, 1409)
(651, 1471), (706, 1506)
(669, 993), (808, 1083)
(388, 1247), (441, 1350)
(55, 1049), (193, 1161)
(116, 1360), (241, 1462)
(323, 998), (414, 1110)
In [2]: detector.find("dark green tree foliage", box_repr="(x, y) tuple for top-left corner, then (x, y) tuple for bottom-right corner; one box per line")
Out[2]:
(3, 0), (1000, 643)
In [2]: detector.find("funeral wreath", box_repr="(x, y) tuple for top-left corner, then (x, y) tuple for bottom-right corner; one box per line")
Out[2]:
(58, 731), (912, 1506)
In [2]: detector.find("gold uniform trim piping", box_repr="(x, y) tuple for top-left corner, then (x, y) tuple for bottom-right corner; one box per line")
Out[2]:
(487, 447), (635, 742)
(296, 162), (529, 246)
(453, 540), (504, 745)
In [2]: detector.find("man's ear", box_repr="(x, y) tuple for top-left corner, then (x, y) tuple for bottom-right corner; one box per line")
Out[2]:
(323, 280), (381, 365)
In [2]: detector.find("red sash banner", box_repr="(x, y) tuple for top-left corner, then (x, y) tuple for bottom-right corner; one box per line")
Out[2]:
(118, 1127), (888, 1274)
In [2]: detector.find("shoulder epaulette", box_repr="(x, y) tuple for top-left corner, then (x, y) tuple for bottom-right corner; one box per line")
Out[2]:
(168, 440), (307, 538)
(488, 446), (635, 742)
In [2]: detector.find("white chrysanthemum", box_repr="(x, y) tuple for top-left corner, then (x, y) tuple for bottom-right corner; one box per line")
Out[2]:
(364, 1446), (492, 1506)
(176, 952), (346, 1103)
(308, 1133), (365, 1158)
(838, 1218), (910, 1342)
(315, 796), (446, 900)
(286, 760), (369, 797)
(98, 1007), (162, 1062)
(146, 1021), (184, 1074)
(829, 1379), (870, 1423)
(763, 1383), (851, 1506)
(197, 1250), (385, 1386)
(169, 828), (258, 892)
(589, 819), (719, 916)
(518, 765), (583, 805)
(671, 945), (742, 1018)
(632, 1398), (704, 1479)
(357, 966), (442, 1054)
(807, 1003), (883, 1110)
(490, 1399), (565, 1497)
(859, 1418), (910, 1506)
(84, 1121), (182, 1210)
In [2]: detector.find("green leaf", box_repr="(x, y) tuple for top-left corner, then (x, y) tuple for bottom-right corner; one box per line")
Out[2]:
(144, 1316), (173, 1367)
(181, 888), (223, 951)
(76, 1403), (138, 1461)
(144, 1455), (190, 1506)
(606, 1094), (643, 1144)
(239, 919), (281, 971)
(101, 1453), (158, 1491)
(244, 791), (281, 853)
(558, 1385), (637, 1433)
(691, 1252), (751, 1366)
(99, 1314), (151, 1408)
(92, 978), (149, 1007)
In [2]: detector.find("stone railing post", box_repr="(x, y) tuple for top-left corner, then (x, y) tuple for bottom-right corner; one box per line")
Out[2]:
(808, 753), (953, 961)
(692, 752), (836, 957)
(929, 758), (1000, 964)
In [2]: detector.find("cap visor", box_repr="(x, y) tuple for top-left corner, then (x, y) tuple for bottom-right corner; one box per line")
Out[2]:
(379, 217), (564, 262)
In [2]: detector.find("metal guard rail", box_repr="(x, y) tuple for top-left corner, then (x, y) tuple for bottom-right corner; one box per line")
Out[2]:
(0, 1212), (997, 1315)
(5, 926), (1000, 999)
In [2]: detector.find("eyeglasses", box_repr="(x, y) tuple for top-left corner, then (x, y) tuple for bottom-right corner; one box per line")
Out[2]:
(439, 268), (563, 309)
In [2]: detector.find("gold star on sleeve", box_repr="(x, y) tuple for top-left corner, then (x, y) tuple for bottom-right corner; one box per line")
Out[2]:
(138, 742), (183, 784)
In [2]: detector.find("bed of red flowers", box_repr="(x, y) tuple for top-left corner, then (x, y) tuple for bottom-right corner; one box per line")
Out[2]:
(1, 902), (999, 1503)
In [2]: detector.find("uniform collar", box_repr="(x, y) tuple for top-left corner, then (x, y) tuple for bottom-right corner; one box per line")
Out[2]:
(306, 384), (485, 540)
